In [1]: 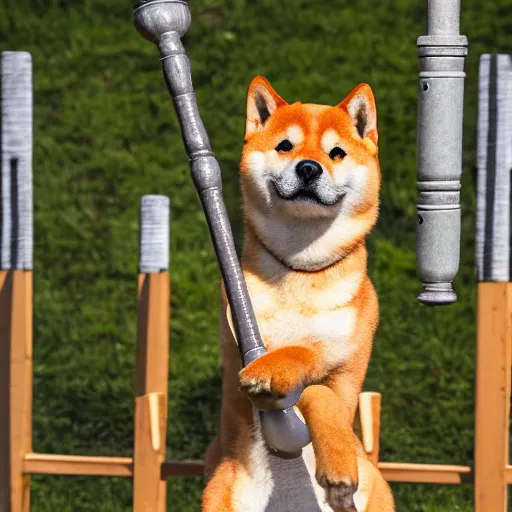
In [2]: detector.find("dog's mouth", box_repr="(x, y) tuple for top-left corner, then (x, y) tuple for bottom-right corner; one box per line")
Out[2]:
(272, 182), (345, 207)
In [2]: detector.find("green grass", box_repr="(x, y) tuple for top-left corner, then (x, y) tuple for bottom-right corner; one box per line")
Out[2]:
(1, 0), (511, 510)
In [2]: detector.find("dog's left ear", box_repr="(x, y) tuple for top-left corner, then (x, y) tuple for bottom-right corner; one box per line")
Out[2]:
(338, 84), (378, 146)
(246, 76), (288, 137)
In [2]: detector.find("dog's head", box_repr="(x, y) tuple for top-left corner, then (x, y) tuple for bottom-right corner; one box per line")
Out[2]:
(241, 76), (381, 271)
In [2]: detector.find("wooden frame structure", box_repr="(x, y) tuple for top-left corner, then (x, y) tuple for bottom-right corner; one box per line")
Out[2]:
(2, 51), (512, 512)
(0, 263), (490, 511)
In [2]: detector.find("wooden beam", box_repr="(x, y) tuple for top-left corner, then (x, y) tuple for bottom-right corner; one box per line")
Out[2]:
(378, 462), (473, 484)
(0, 271), (12, 510)
(474, 282), (512, 511)
(134, 273), (170, 398)
(133, 272), (170, 512)
(22, 455), (204, 480)
(1, 271), (33, 512)
(23, 454), (133, 477)
(161, 460), (205, 478)
(23, 453), (479, 486)
(1, 51), (34, 512)
(160, 460), (475, 484)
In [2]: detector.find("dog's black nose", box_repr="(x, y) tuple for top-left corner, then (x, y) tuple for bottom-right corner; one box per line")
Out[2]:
(296, 160), (323, 183)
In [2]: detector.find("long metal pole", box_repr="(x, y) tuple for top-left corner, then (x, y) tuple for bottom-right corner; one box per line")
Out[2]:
(416, 0), (468, 305)
(133, 0), (310, 454)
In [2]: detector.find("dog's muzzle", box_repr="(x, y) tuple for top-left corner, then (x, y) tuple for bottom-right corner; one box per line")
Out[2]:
(272, 160), (345, 207)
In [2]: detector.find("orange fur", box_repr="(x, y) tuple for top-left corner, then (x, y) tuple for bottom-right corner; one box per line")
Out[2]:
(203, 76), (394, 512)
(202, 458), (237, 511)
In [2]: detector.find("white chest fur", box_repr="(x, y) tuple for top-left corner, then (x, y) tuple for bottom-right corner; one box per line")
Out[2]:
(259, 307), (358, 366)
(244, 263), (364, 365)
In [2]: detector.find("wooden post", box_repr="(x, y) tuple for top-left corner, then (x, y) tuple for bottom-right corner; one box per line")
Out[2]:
(133, 196), (170, 512)
(0, 52), (34, 512)
(474, 283), (512, 511)
(474, 54), (512, 512)
(358, 392), (381, 465)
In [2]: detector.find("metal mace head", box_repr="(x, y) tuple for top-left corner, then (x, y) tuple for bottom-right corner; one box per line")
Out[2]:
(134, 0), (191, 43)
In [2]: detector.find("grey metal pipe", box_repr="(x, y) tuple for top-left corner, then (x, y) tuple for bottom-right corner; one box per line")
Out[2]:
(133, 0), (310, 454)
(427, 0), (462, 35)
(416, 0), (468, 305)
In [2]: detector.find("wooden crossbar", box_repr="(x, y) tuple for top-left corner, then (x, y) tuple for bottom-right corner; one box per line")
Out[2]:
(22, 452), (484, 485)
(379, 463), (473, 484)
(23, 454), (133, 478)
(22, 454), (204, 479)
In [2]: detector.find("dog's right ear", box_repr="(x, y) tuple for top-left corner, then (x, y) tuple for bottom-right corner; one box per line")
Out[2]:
(245, 76), (288, 137)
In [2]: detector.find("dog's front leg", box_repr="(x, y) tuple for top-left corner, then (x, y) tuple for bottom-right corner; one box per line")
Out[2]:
(297, 382), (361, 512)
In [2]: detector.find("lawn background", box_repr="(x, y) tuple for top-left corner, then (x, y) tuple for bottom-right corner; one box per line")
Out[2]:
(1, 0), (511, 510)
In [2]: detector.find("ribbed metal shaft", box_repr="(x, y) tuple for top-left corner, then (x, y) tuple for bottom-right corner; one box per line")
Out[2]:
(416, 0), (468, 305)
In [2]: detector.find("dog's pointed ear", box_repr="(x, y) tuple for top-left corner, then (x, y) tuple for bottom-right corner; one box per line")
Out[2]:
(338, 83), (378, 146)
(246, 76), (288, 137)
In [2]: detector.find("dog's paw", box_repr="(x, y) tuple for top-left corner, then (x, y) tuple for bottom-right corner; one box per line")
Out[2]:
(238, 347), (317, 409)
(317, 474), (358, 512)
(238, 371), (275, 397)
(238, 357), (289, 409)
(238, 352), (303, 409)
(315, 442), (359, 512)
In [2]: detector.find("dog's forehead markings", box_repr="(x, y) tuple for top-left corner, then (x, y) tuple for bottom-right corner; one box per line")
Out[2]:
(302, 103), (330, 115)
(285, 124), (304, 145)
(321, 129), (340, 154)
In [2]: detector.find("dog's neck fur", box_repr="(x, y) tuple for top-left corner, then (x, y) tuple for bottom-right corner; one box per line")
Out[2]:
(242, 219), (368, 288)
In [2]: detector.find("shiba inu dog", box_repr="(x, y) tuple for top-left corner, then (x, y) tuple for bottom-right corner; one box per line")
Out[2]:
(202, 77), (395, 512)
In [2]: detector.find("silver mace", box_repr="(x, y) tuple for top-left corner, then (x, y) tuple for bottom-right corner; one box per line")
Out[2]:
(133, 0), (311, 454)
(416, 0), (468, 305)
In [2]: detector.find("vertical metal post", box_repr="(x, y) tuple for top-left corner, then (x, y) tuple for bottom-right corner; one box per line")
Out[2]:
(416, 0), (468, 305)
(474, 54), (512, 512)
(133, 195), (170, 512)
(0, 51), (34, 512)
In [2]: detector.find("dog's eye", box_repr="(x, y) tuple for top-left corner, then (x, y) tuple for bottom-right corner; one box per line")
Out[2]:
(329, 147), (347, 160)
(275, 139), (293, 152)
